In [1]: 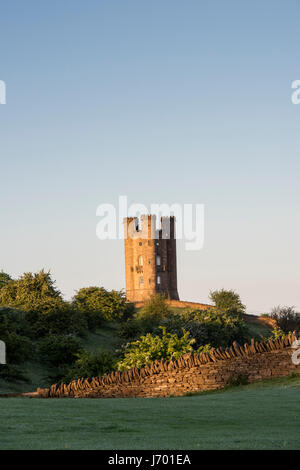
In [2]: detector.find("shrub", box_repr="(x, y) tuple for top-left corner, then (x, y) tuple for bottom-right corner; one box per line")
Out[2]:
(24, 307), (88, 339)
(118, 295), (172, 340)
(117, 327), (195, 371)
(38, 334), (83, 367)
(73, 287), (127, 325)
(4, 332), (33, 364)
(0, 270), (65, 314)
(160, 308), (249, 349)
(266, 327), (286, 341)
(0, 271), (12, 290)
(123, 302), (136, 321)
(0, 365), (29, 382)
(118, 318), (143, 341)
(270, 306), (300, 333)
(0, 308), (33, 365)
(62, 349), (116, 382)
(137, 294), (171, 323)
(209, 289), (246, 314)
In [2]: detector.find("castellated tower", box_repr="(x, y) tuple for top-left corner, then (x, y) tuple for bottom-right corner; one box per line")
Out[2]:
(124, 215), (179, 302)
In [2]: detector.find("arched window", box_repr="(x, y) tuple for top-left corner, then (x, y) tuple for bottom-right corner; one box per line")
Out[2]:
(157, 276), (161, 285)
(156, 255), (161, 266)
(138, 255), (143, 266)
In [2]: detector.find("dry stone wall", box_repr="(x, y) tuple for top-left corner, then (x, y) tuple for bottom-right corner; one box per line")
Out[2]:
(36, 333), (300, 399)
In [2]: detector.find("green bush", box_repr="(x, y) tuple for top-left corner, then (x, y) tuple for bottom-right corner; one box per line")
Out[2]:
(0, 270), (12, 290)
(62, 349), (116, 382)
(0, 270), (65, 314)
(209, 289), (246, 314)
(25, 307), (88, 339)
(118, 295), (171, 341)
(73, 287), (127, 325)
(137, 294), (171, 322)
(159, 307), (248, 349)
(118, 317), (143, 341)
(0, 308), (33, 365)
(4, 332), (33, 364)
(38, 334), (83, 367)
(0, 364), (29, 382)
(119, 301), (248, 351)
(117, 327), (194, 371)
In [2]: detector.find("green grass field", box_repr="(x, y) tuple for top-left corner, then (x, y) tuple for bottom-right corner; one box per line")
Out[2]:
(1, 375), (300, 450)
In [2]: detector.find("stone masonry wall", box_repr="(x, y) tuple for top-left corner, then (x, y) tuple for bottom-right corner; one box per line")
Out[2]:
(37, 333), (300, 399)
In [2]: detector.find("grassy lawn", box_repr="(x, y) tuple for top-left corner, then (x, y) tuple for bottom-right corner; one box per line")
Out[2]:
(1, 375), (300, 450)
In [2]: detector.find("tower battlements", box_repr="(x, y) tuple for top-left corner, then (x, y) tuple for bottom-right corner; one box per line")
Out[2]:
(124, 214), (175, 240)
(124, 215), (179, 303)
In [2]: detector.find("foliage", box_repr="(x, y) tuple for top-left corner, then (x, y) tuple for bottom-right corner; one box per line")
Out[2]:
(38, 334), (83, 367)
(209, 289), (246, 314)
(0, 270), (65, 314)
(118, 294), (171, 341)
(123, 302), (136, 321)
(73, 287), (127, 325)
(0, 308), (33, 364)
(118, 317), (143, 341)
(0, 270), (12, 290)
(270, 306), (300, 333)
(0, 364), (29, 382)
(62, 349), (116, 382)
(160, 307), (249, 349)
(196, 344), (211, 354)
(25, 307), (87, 339)
(267, 327), (286, 340)
(117, 327), (194, 371)
(137, 294), (171, 323)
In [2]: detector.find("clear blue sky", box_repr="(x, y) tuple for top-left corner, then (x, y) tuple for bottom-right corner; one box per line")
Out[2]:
(0, 0), (299, 313)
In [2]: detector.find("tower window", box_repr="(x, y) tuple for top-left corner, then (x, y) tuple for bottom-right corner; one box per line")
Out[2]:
(138, 255), (143, 266)
(139, 276), (144, 285)
(156, 255), (161, 266)
(157, 276), (161, 285)
(139, 242), (142, 246)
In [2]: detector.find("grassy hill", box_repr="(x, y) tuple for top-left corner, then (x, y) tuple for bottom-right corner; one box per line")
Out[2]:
(0, 311), (273, 396)
(0, 323), (121, 395)
(1, 374), (300, 450)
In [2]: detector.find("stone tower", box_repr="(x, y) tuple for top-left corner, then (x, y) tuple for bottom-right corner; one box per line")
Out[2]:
(124, 215), (180, 302)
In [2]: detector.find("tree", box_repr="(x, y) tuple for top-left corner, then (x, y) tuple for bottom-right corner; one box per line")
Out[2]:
(209, 289), (246, 314)
(270, 306), (300, 333)
(117, 327), (194, 371)
(0, 271), (12, 290)
(73, 287), (127, 325)
(0, 270), (65, 314)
